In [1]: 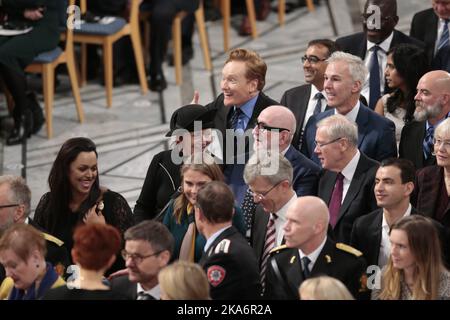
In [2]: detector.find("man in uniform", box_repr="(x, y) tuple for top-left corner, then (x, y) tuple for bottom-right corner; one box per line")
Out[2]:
(265, 196), (368, 300)
(196, 181), (261, 299)
(0, 176), (69, 282)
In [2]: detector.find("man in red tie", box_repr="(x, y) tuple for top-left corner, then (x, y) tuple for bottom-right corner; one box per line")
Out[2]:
(315, 114), (379, 244)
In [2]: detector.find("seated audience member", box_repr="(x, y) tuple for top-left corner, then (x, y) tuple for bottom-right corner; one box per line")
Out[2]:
(399, 70), (450, 170)
(33, 137), (133, 273)
(0, 224), (65, 300)
(194, 48), (277, 205)
(299, 276), (355, 300)
(373, 215), (450, 300)
(414, 117), (450, 229)
(158, 261), (210, 300)
(0, 0), (59, 145)
(301, 51), (397, 165)
(316, 115), (379, 243)
(336, 0), (424, 109)
(374, 44), (429, 145)
(280, 39), (340, 150)
(265, 196), (367, 300)
(162, 160), (245, 262)
(410, 0), (450, 71)
(243, 152), (297, 291)
(0, 176), (69, 282)
(110, 221), (173, 300)
(44, 224), (125, 300)
(133, 104), (215, 223)
(240, 105), (320, 231)
(196, 181), (261, 299)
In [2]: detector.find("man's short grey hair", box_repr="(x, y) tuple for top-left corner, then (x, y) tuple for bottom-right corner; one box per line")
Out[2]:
(243, 151), (293, 185)
(316, 115), (358, 147)
(327, 51), (368, 86)
(0, 175), (31, 217)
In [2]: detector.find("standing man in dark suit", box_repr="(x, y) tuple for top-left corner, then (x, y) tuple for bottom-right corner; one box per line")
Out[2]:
(280, 39), (339, 149)
(194, 48), (278, 204)
(196, 181), (261, 299)
(239, 105), (321, 235)
(351, 158), (415, 269)
(301, 51), (397, 165)
(243, 152), (297, 292)
(315, 115), (379, 243)
(0, 176), (69, 282)
(110, 221), (173, 300)
(410, 0), (450, 71)
(265, 196), (367, 300)
(336, 0), (424, 109)
(399, 70), (450, 170)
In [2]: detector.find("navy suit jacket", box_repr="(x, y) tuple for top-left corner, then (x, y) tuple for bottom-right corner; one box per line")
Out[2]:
(285, 145), (320, 196)
(301, 104), (397, 166)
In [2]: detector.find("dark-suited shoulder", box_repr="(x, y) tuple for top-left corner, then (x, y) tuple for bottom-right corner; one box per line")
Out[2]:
(201, 226), (261, 300)
(399, 120), (434, 170)
(410, 8), (438, 62)
(109, 274), (137, 300)
(285, 146), (320, 196)
(351, 209), (383, 267)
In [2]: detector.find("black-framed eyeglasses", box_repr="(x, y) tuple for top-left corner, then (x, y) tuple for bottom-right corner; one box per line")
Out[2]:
(121, 249), (164, 264)
(249, 180), (284, 201)
(301, 55), (327, 64)
(256, 121), (290, 133)
(314, 137), (343, 149)
(0, 204), (19, 209)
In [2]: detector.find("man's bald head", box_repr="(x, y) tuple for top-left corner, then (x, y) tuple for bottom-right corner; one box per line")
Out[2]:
(423, 70), (450, 94)
(283, 196), (330, 253)
(253, 105), (296, 151)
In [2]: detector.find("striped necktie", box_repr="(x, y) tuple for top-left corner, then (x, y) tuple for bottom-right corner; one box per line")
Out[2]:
(260, 213), (278, 292)
(437, 19), (449, 52)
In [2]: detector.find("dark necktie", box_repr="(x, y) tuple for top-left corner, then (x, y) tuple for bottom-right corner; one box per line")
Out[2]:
(241, 188), (257, 231)
(437, 19), (449, 52)
(260, 213), (278, 292)
(137, 292), (155, 300)
(228, 107), (243, 131)
(423, 125), (435, 159)
(302, 256), (311, 279)
(329, 173), (344, 228)
(369, 45), (381, 110)
(313, 92), (324, 116)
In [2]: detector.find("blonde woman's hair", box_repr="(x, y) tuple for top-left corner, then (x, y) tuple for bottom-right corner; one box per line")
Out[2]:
(299, 276), (354, 300)
(378, 215), (443, 300)
(158, 261), (210, 300)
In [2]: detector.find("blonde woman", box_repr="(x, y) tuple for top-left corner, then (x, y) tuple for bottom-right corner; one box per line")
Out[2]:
(373, 215), (450, 300)
(299, 276), (354, 300)
(158, 261), (210, 300)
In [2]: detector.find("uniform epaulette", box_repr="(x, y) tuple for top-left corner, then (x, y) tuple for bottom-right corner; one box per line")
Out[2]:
(336, 243), (362, 257)
(42, 232), (64, 247)
(214, 239), (231, 254)
(269, 244), (288, 254)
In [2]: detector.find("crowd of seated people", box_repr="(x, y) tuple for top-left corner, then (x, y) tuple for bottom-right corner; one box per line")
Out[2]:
(2, 0), (450, 301)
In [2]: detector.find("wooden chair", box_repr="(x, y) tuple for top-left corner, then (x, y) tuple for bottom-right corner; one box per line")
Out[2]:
(74, 0), (148, 108)
(220, 0), (315, 52)
(172, 1), (212, 85)
(24, 0), (84, 138)
(139, 1), (212, 86)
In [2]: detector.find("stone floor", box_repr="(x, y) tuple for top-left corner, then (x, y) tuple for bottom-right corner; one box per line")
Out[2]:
(0, 0), (430, 214)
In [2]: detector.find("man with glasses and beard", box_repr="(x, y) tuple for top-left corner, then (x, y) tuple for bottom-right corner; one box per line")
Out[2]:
(399, 70), (450, 170)
(110, 221), (173, 300)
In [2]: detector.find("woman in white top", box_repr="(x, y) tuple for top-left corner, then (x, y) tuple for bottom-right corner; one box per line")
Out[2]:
(374, 44), (429, 145)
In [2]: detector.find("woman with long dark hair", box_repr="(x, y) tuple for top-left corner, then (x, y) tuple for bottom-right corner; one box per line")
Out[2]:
(374, 44), (429, 144)
(33, 137), (133, 272)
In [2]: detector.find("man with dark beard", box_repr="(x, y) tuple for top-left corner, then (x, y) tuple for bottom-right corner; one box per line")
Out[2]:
(399, 70), (450, 169)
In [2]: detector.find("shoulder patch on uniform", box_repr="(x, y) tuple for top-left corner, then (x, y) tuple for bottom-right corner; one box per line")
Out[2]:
(214, 239), (231, 254)
(207, 265), (226, 287)
(269, 244), (288, 254)
(42, 232), (64, 247)
(336, 243), (362, 257)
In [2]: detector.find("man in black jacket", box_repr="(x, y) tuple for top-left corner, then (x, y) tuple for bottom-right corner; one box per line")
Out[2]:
(196, 181), (261, 299)
(336, 0), (423, 109)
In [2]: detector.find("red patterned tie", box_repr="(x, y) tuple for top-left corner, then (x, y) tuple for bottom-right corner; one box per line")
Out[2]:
(329, 173), (344, 228)
(260, 213), (277, 292)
